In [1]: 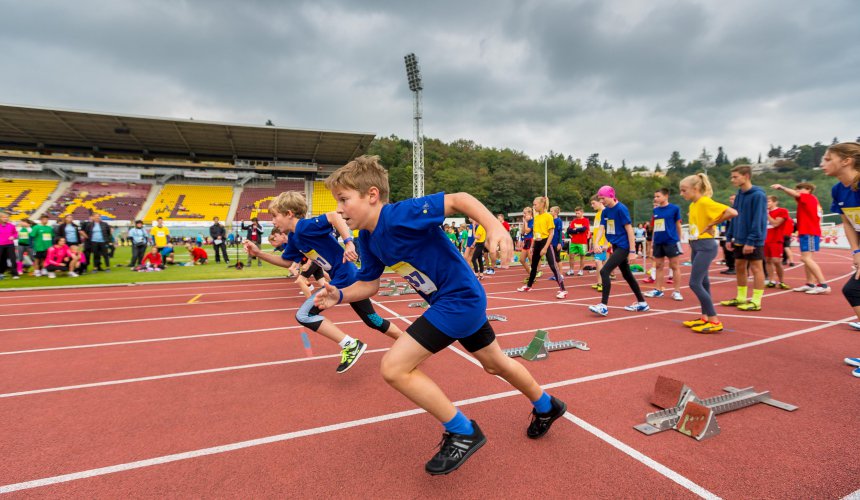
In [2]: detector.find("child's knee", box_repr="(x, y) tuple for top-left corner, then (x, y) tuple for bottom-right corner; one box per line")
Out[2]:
(379, 354), (405, 385)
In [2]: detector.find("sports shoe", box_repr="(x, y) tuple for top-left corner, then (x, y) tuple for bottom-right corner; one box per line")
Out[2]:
(517, 285), (532, 292)
(848, 322), (860, 331)
(641, 277), (655, 284)
(845, 357), (860, 367)
(523, 277), (529, 284)
(720, 298), (746, 306)
(425, 421), (487, 475)
(692, 322), (723, 333)
(793, 284), (815, 292)
(719, 269), (736, 275)
(806, 286), (831, 295)
(336, 340), (367, 373)
(591, 283), (600, 289)
(47, 272), (56, 278)
(665, 278), (674, 284)
(577, 270), (584, 276)
(683, 318), (707, 328)
(548, 275), (557, 281)
(11, 276), (19, 280)
(853, 367), (860, 378)
(737, 302), (761, 311)
(594, 284), (603, 292)
(565, 270), (575, 276)
(33, 270), (41, 277)
(624, 302), (650, 312)
(644, 290), (664, 298)
(778, 283), (791, 290)
(556, 290), (568, 299)
(536, 271), (543, 278)
(527, 396), (567, 439)
(68, 272), (79, 277)
(671, 291), (683, 301)
(766, 281), (776, 288)
(485, 268), (495, 275)
(588, 304), (608, 316)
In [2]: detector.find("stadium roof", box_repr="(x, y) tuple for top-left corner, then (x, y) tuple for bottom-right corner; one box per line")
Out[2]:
(0, 103), (375, 165)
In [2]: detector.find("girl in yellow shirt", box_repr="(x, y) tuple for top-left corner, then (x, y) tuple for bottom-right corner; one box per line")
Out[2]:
(679, 173), (738, 333)
(471, 223), (487, 279)
(517, 196), (567, 298)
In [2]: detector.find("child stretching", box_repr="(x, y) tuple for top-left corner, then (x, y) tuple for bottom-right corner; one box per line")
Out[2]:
(245, 191), (403, 373)
(315, 155), (567, 475)
(518, 196), (567, 298)
(588, 186), (649, 316)
(679, 174), (737, 333)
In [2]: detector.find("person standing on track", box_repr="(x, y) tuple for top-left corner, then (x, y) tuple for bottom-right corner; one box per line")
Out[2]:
(819, 141), (860, 377)
(315, 155), (567, 476)
(771, 182), (829, 294)
(764, 196), (790, 290)
(588, 186), (649, 316)
(518, 196), (567, 298)
(644, 188), (684, 301)
(590, 196), (609, 291)
(679, 173), (737, 333)
(566, 206), (590, 276)
(471, 222), (487, 279)
(518, 207), (535, 278)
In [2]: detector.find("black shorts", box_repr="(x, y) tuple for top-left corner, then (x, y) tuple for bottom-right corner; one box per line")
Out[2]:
(783, 235), (792, 247)
(46, 264), (69, 272)
(35, 250), (47, 260)
(407, 315), (496, 354)
(653, 242), (682, 259)
(732, 244), (764, 261)
(301, 261), (325, 280)
(522, 239), (533, 251)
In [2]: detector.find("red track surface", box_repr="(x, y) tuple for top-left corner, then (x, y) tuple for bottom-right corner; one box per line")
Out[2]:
(1, 248), (859, 498)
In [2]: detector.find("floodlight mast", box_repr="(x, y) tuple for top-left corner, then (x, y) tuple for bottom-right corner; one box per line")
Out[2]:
(404, 53), (424, 198)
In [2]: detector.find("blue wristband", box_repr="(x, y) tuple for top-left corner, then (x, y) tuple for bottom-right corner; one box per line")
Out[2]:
(853, 249), (860, 255)
(343, 237), (354, 244)
(337, 289), (344, 304)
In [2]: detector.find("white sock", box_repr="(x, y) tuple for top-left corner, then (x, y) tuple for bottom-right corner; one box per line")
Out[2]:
(339, 336), (355, 349)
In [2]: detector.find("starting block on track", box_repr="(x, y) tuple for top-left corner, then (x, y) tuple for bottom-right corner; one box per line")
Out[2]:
(634, 376), (798, 440)
(408, 301), (429, 308)
(502, 330), (590, 361)
(378, 289), (400, 296)
(487, 314), (507, 322)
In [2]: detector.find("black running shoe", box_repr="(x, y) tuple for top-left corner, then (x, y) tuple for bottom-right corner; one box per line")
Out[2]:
(425, 420), (486, 475)
(527, 396), (567, 439)
(335, 340), (367, 373)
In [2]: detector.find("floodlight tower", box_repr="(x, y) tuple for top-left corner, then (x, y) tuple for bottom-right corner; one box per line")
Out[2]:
(404, 53), (424, 198)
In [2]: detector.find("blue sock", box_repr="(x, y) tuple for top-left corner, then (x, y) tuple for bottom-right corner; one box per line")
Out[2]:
(532, 392), (552, 414)
(443, 410), (474, 435)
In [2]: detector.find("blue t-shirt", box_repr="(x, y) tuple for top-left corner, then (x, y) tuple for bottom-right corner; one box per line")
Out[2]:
(652, 204), (681, 245)
(281, 216), (357, 289)
(600, 202), (633, 249)
(831, 182), (860, 234)
(91, 223), (104, 243)
(552, 217), (563, 246)
(64, 225), (79, 244)
(160, 247), (174, 258)
(356, 192), (486, 338)
(523, 219), (534, 240)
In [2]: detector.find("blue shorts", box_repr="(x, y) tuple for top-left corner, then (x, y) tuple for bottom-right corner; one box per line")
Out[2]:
(799, 234), (820, 253)
(593, 251), (608, 262)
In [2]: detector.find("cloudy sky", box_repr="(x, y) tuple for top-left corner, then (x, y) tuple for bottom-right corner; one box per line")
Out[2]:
(1, 0), (857, 167)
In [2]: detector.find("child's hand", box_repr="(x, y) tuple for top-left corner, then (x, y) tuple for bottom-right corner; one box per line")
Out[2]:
(343, 241), (358, 262)
(244, 241), (259, 257)
(314, 282), (340, 310)
(486, 226), (513, 262)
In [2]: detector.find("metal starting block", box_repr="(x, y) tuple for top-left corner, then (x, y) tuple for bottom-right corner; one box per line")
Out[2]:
(487, 314), (507, 322)
(408, 301), (428, 308)
(398, 286), (418, 295)
(502, 330), (590, 361)
(378, 289), (400, 296)
(634, 376), (798, 440)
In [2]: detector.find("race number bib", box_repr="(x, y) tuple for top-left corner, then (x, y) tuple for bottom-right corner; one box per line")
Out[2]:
(653, 219), (666, 232)
(42, 233), (52, 242)
(843, 207), (860, 232)
(156, 231), (166, 238)
(391, 262), (438, 295)
(688, 225), (699, 241)
(303, 249), (332, 271)
(214, 238), (222, 245)
(606, 220), (616, 235)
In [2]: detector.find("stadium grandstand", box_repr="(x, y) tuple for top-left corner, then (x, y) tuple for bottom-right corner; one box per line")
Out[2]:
(0, 103), (375, 227)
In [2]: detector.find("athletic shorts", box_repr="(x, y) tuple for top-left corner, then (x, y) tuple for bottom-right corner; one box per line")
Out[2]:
(46, 264), (69, 272)
(653, 242), (682, 259)
(799, 234), (820, 253)
(522, 239), (533, 251)
(569, 243), (587, 256)
(732, 244), (764, 261)
(593, 251), (607, 262)
(301, 261), (325, 280)
(407, 315), (496, 354)
(783, 235), (792, 247)
(35, 250), (47, 260)
(764, 241), (784, 259)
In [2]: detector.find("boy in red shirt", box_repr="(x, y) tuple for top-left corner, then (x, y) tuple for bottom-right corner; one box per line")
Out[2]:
(140, 246), (164, 270)
(764, 196), (790, 289)
(565, 206), (590, 276)
(185, 243), (209, 264)
(772, 182), (828, 294)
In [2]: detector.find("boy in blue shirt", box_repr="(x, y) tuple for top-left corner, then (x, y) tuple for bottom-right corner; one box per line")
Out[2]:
(588, 186), (649, 316)
(244, 191), (402, 373)
(314, 155), (566, 475)
(644, 188), (683, 301)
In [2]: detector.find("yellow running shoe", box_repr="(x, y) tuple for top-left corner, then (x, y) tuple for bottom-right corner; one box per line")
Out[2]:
(719, 298), (746, 306)
(683, 318), (707, 328)
(737, 302), (761, 311)
(692, 322), (724, 333)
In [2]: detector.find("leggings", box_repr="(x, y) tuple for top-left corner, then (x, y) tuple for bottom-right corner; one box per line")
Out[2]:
(842, 274), (860, 307)
(689, 239), (719, 317)
(600, 246), (644, 305)
(528, 239), (565, 290)
(471, 242), (485, 273)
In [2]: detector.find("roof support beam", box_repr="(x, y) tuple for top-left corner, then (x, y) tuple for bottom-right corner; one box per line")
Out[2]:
(172, 123), (192, 151)
(51, 111), (92, 142)
(224, 126), (238, 157)
(273, 130), (278, 160)
(0, 116), (35, 140)
(311, 132), (323, 163)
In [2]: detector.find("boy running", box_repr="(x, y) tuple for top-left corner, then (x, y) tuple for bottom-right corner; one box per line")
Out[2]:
(244, 191), (403, 373)
(764, 196), (790, 289)
(771, 182), (829, 294)
(644, 188), (684, 301)
(315, 155), (567, 475)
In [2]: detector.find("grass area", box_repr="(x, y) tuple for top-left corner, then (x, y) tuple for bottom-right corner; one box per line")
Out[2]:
(0, 245), (291, 289)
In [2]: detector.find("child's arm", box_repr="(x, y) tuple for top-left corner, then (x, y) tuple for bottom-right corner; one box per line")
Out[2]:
(244, 240), (293, 268)
(444, 193), (513, 258)
(325, 212), (358, 262)
(592, 225), (605, 252)
(542, 226), (554, 257)
(704, 207), (737, 237)
(772, 184), (801, 199)
(314, 279), (379, 310)
(625, 224), (636, 253)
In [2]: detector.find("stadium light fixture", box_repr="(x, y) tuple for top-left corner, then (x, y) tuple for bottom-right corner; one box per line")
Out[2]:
(404, 53), (424, 197)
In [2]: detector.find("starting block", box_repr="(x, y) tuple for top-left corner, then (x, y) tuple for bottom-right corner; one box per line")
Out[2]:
(487, 314), (507, 322)
(634, 376), (798, 440)
(502, 330), (590, 361)
(408, 301), (428, 308)
(378, 289), (400, 296)
(397, 285), (418, 295)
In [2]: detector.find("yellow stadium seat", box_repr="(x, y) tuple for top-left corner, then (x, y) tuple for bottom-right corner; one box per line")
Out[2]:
(0, 178), (59, 221)
(143, 184), (233, 222)
(311, 181), (337, 215)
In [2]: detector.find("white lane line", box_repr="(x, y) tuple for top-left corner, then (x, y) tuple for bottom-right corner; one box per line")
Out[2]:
(0, 279), (282, 301)
(842, 488), (860, 500)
